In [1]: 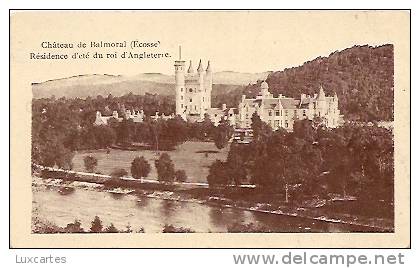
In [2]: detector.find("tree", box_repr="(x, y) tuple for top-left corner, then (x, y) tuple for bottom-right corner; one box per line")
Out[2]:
(251, 112), (272, 141)
(83, 155), (98, 173)
(130, 156), (151, 180)
(155, 153), (175, 182)
(213, 118), (232, 149)
(293, 119), (315, 141)
(226, 144), (247, 185)
(117, 118), (134, 146)
(175, 169), (187, 182)
(148, 119), (162, 152)
(64, 220), (84, 233)
(110, 168), (128, 179)
(104, 223), (119, 233)
(163, 116), (188, 149)
(198, 114), (215, 140)
(207, 160), (229, 187)
(93, 125), (116, 148)
(90, 216), (103, 232)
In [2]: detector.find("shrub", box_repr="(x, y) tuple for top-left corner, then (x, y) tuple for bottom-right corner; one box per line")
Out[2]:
(162, 224), (195, 233)
(83, 155), (98, 173)
(175, 169), (187, 182)
(90, 216), (103, 233)
(110, 168), (128, 179)
(131, 156), (151, 179)
(64, 219), (84, 233)
(104, 223), (119, 233)
(155, 153), (175, 182)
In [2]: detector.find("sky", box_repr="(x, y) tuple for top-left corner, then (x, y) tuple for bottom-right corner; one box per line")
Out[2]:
(11, 11), (409, 82)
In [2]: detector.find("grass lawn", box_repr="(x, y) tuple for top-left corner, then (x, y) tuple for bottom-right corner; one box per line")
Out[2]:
(72, 141), (229, 183)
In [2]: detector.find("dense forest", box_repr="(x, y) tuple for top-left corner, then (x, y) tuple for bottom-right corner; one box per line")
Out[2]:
(207, 117), (394, 218)
(241, 44), (394, 121)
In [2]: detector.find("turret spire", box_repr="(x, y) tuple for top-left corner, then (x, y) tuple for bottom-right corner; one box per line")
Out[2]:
(187, 60), (194, 73)
(318, 84), (326, 100)
(206, 60), (211, 72)
(197, 59), (204, 72)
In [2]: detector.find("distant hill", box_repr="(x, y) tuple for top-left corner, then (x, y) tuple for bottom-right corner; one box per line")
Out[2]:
(242, 44), (394, 121)
(32, 45), (394, 121)
(32, 71), (270, 99)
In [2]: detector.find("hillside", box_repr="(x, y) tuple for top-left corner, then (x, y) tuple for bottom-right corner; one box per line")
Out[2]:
(32, 71), (269, 99)
(242, 44), (394, 121)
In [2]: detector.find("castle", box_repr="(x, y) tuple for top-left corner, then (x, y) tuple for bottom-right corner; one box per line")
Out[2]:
(174, 55), (341, 130)
(236, 82), (341, 130)
(96, 51), (342, 131)
(174, 57), (213, 121)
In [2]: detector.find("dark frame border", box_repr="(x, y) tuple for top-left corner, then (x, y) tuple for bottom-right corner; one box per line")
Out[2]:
(9, 8), (411, 250)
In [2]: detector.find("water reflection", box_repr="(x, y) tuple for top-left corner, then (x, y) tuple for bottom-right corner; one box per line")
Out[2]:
(32, 187), (377, 233)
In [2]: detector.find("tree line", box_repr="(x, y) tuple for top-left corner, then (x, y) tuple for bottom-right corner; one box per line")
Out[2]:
(32, 95), (232, 170)
(88, 153), (188, 183)
(207, 113), (394, 212)
(33, 215), (194, 233)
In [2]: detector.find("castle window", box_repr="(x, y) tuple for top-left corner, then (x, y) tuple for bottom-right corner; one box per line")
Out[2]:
(181, 104), (183, 108)
(181, 88), (183, 92)
(189, 88), (193, 93)
(181, 96), (183, 100)
(275, 110), (280, 116)
(268, 110), (272, 116)
(190, 98), (192, 103)
(285, 110), (288, 116)
(203, 97), (205, 102)
(274, 120), (280, 128)
(195, 105), (197, 110)
(285, 120), (289, 128)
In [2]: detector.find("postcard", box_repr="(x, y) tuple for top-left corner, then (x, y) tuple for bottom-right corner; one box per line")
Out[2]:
(10, 10), (410, 248)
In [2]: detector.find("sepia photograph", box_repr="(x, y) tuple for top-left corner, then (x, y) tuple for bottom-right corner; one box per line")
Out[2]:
(10, 10), (410, 248)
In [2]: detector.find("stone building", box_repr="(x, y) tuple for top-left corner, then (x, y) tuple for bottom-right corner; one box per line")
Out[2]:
(237, 82), (341, 130)
(94, 109), (174, 126)
(95, 55), (341, 131)
(174, 56), (213, 121)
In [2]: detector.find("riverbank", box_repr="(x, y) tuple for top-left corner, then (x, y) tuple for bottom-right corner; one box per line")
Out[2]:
(32, 174), (393, 232)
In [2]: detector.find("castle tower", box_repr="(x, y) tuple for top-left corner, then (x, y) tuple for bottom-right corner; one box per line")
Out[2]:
(315, 85), (327, 117)
(204, 60), (213, 111)
(174, 46), (186, 118)
(174, 49), (213, 121)
(197, 60), (206, 118)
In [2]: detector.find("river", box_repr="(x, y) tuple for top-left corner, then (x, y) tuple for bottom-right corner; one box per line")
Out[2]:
(33, 186), (380, 233)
